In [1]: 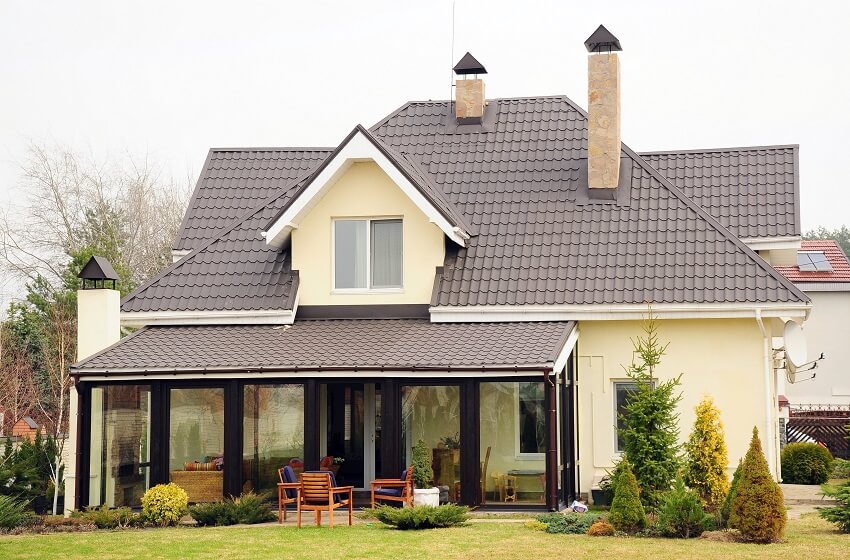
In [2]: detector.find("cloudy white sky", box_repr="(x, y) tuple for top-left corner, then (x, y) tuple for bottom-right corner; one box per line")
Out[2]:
(1, 1), (848, 240)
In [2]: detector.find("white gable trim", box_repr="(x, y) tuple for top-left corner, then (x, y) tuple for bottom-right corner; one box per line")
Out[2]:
(553, 324), (579, 373)
(262, 131), (467, 249)
(429, 302), (811, 322)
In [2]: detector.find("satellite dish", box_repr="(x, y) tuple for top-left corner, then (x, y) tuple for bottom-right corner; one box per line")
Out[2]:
(783, 320), (808, 370)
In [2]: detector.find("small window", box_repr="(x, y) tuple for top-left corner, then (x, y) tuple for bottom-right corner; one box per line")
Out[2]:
(334, 218), (402, 290)
(614, 382), (638, 453)
(517, 381), (545, 455)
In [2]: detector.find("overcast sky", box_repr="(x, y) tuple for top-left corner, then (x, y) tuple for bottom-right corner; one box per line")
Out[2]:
(1, 1), (848, 240)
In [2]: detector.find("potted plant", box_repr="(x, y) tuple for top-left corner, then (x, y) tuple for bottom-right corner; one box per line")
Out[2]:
(330, 456), (345, 476)
(412, 440), (439, 507)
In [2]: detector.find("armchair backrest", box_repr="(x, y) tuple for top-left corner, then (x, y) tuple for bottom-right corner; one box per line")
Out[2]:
(300, 471), (333, 505)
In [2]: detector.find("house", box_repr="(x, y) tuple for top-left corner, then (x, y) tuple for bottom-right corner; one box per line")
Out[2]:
(64, 26), (811, 513)
(12, 416), (41, 442)
(775, 240), (850, 406)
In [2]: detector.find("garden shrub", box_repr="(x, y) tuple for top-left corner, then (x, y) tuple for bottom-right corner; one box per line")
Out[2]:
(819, 481), (850, 533)
(412, 440), (433, 489)
(720, 459), (741, 528)
(657, 478), (708, 538)
(535, 512), (601, 534)
(620, 314), (683, 510)
(832, 458), (850, 480)
(188, 492), (273, 526)
(524, 519), (548, 531)
(684, 396), (729, 512)
(0, 495), (36, 530)
(730, 428), (786, 543)
(373, 504), (468, 530)
(608, 458), (646, 534)
(586, 519), (615, 536)
(79, 505), (140, 529)
(141, 483), (188, 527)
(781, 442), (833, 485)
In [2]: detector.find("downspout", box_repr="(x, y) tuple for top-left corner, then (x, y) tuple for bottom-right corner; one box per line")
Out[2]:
(545, 369), (558, 511)
(755, 309), (777, 480)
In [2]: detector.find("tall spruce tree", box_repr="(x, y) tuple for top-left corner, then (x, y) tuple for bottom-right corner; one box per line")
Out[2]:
(621, 312), (682, 511)
(684, 396), (729, 512)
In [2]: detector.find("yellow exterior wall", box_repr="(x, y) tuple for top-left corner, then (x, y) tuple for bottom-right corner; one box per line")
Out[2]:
(291, 161), (446, 306)
(577, 318), (771, 495)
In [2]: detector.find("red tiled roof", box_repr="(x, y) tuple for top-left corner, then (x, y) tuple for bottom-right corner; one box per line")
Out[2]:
(775, 240), (850, 282)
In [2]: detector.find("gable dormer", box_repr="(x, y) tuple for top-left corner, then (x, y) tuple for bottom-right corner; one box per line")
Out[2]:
(263, 126), (473, 307)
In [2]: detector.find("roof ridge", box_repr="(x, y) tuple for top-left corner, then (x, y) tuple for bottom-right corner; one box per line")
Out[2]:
(208, 147), (335, 153)
(640, 144), (799, 156)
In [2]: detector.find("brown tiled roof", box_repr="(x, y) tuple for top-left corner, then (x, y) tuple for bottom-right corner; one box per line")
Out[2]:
(122, 96), (808, 314)
(174, 148), (332, 251)
(372, 97), (806, 306)
(71, 320), (575, 373)
(775, 240), (850, 283)
(640, 146), (799, 240)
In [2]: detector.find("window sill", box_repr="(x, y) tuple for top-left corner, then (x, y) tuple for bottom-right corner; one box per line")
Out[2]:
(331, 288), (405, 295)
(513, 453), (546, 461)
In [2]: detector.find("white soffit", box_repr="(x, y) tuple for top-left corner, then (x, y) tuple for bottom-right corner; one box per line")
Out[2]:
(121, 308), (296, 328)
(741, 236), (802, 251)
(262, 131), (467, 249)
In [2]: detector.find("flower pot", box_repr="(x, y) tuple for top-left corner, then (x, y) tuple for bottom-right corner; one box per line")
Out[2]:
(591, 488), (611, 507)
(414, 487), (440, 507)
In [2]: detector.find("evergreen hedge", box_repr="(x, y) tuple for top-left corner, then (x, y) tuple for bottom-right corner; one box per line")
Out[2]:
(608, 458), (646, 534)
(730, 428), (786, 543)
(781, 442), (833, 485)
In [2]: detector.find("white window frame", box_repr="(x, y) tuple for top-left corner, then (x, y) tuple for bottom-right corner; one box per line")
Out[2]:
(514, 381), (545, 460)
(331, 217), (404, 293)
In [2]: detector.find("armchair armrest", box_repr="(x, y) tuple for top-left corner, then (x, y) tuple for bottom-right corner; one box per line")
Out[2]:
(331, 485), (355, 493)
(370, 480), (410, 487)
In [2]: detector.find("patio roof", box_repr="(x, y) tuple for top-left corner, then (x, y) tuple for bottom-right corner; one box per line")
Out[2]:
(71, 319), (577, 376)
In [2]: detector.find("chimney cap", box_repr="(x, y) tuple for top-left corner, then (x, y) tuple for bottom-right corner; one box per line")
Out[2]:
(585, 24), (622, 53)
(78, 256), (119, 282)
(453, 52), (487, 75)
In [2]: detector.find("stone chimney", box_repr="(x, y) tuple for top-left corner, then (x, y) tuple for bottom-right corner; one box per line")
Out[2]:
(453, 52), (487, 124)
(585, 25), (622, 197)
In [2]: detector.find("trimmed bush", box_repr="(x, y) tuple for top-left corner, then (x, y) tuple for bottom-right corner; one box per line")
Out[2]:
(720, 459), (742, 528)
(781, 442), (833, 485)
(536, 512), (601, 534)
(608, 458), (646, 534)
(730, 427), (786, 543)
(587, 519), (615, 536)
(412, 440), (433, 489)
(819, 481), (850, 533)
(373, 504), (468, 530)
(0, 495), (36, 530)
(657, 478), (708, 538)
(188, 492), (274, 526)
(684, 396), (729, 512)
(142, 483), (188, 527)
(524, 519), (548, 531)
(78, 505), (140, 529)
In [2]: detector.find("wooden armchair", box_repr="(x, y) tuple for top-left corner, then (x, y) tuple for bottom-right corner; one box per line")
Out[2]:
(370, 467), (414, 508)
(277, 466), (301, 523)
(296, 471), (353, 528)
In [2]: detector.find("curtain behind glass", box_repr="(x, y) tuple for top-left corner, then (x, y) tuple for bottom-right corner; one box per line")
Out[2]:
(334, 220), (367, 288)
(371, 219), (402, 287)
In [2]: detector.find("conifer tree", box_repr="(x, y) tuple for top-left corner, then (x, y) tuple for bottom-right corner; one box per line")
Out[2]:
(720, 459), (742, 528)
(621, 312), (682, 510)
(684, 396), (729, 512)
(730, 427), (786, 543)
(608, 457), (646, 534)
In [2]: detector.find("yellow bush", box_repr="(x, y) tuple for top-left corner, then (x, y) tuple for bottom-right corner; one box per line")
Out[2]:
(684, 396), (729, 512)
(141, 483), (188, 527)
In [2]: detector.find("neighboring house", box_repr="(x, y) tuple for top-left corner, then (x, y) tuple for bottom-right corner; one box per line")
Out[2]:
(64, 27), (811, 513)
(775, 240), (850, 406)
(12, 416), (41, 442)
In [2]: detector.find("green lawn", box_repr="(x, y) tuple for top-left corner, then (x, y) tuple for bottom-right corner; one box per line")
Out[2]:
(1, 514), (847, 560)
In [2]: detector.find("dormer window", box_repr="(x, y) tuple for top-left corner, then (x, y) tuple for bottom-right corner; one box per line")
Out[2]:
(333, 218), (403, 290)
